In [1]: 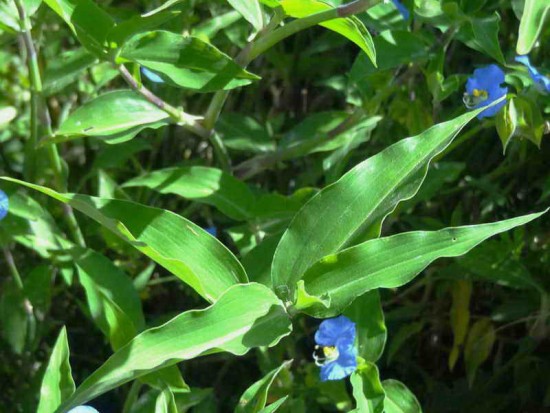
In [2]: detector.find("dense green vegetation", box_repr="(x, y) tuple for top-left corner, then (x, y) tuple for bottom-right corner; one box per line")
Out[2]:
(0, 0), (548, 412)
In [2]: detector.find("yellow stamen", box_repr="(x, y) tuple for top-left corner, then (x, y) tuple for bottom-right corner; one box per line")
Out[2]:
(323, 346), (338, 358)
(472, 89), (488, 98)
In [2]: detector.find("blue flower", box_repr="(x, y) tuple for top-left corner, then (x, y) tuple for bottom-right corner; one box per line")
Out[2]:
(313, 315), (357, 381)
(205, 226), (217, 237)
(391, 0), (410, 20)
(141, 67), (164, 83)
(463, 64), (508, 119)
(515, 55), (550, 94)
(67, 407), (99, 413)
(0, 189), (8, 221)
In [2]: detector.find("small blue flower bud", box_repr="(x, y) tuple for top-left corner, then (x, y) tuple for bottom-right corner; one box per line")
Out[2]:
(0, 189), (9, 221)
(141, 67), (164, 84)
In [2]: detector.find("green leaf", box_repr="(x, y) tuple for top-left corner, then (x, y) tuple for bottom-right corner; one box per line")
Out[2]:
(123, 166), (255, 221)
(344, 291), (386, 363)
(271, 107), (489, 300)
(49, 90), (172, 144)
(57, 283), (292, 411)
(258, 396), (288, 413)
(1, 177), (248, 302)
(193, 11), (242, 40)
(277, 0), (376, 65)
(387, 322), (424, 365)
(155, 387), (179, 413)
(73, 248), (145, 349)
(448, 280), (472, 371)
(281, 112), (380, 155)
(37, 327), (75, 413)
(0, 281), (30, 354)
(298, 210), (547, 317)
(464, 318), (495, 386)
(235, 360), (291, 413)
(119, 31), (259, 92)
(350, 30), (432, 76)
(350, 363), (385, 413)
(43, 0), (115, 57)
(517, 0), (550, 55)
(457, 13), (505, 64)
(243, 235), (282, 287)
(227, 0), (263, 31)
(217, 113), (275, 153)
(382, 380), (422, 413)
(454, 240), (542, 291)
(495, 98), (518, 153)
(43, 48), (97, 95)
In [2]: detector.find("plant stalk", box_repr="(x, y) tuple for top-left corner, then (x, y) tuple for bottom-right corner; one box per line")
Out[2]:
(202, 0), (380, 161)
(14, 0), (86, 247)
(117, 65), (209, 139)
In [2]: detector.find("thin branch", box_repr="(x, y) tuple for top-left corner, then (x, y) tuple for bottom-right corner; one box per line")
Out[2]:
(14, 0), (86, 247)
(117, 64), (209, 139)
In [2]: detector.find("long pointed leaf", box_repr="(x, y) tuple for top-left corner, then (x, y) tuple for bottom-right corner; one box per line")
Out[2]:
(298, 210), (547, 317)
(271, 106), (489, 300)
(0, 177), (248, 302)
(56, 283), (292, 411)
(37, 327), (75, 413)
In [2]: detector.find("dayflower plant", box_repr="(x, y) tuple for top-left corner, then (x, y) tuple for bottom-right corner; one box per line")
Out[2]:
(313, 315), (357, 381)
(463, 64), (508, 119)
(0, 189), (8, 221)
(515, 55), (550, 94)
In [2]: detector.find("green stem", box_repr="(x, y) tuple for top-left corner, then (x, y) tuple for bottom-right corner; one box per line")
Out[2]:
(234, 107), (366, 179)
(122, 381), (142, 413)
(248, 0), (377, 62)
(3, 247), (24, 290)
(14, 0), (86, 248)
(117, 65), (209, 139)
(202, 0), (379, 166)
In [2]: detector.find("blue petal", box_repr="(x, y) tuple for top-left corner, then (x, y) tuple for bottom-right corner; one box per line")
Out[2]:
(319, 344), (358, 381)
(314, 315), (355, 347)
(392, 0), (410, 20)
(67, 407), (100, 413)
(141, 67), (164, 84)
(0, 189), (9, 221)
(515, 55), (550, 94)
(464, 64), (507, 119)
(205, 226), (218, 237)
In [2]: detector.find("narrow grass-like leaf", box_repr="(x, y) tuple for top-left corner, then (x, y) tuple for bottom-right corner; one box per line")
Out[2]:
(298, 210), (547, 317)
(37, 327), (75, 413)
(1, 177), (248, 302)
(123, 166), (255, 221)
(272, 106), (489, 300)
(56, 283), (292, 411)
(236, 360), (291, 413)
